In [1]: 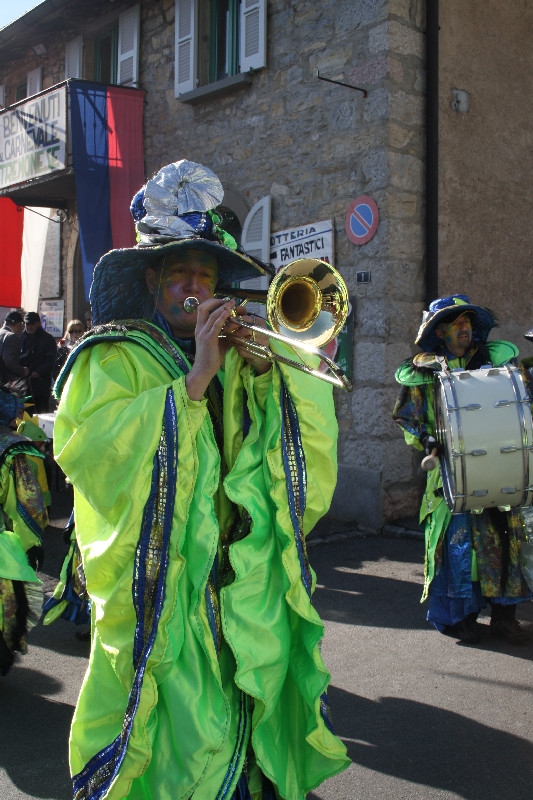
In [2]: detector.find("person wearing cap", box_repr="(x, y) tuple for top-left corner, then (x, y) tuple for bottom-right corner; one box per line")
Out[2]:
(0, 311), (30, 386)
(52, 160), (349, 798)
(19, 312), (57, 413)
(393, 295), (531, 645)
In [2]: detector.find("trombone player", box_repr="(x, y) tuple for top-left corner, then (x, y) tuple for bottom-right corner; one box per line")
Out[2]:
(53, 160), (350, 800)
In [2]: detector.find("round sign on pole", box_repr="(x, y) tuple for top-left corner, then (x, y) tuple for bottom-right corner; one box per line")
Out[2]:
(345, 195), (379, 245)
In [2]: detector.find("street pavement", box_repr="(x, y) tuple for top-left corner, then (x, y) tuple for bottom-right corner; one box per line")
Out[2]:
(1, 493), (533, 800)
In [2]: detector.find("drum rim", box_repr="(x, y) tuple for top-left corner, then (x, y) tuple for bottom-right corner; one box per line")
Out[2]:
(434, 365), (533, 514)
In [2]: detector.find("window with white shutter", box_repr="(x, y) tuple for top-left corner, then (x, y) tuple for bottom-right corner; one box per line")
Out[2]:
(118, 5), (140, 87)
(175, 0), (266, 98)
(240, 0), (266, 72)
(240, 196), (271, 303)
(27, 67), (42, 97)
(65, 37), (83, 79)
(175, 0), (196, 95)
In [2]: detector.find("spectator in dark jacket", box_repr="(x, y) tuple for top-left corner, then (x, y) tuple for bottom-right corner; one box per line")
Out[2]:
(0, 311), (30, 385)
(20, 312), (57, 413)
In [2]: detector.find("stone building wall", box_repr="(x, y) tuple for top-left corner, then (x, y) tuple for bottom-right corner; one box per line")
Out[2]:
(438, 1), (533, 352)
(140, 0), (426, 529)
(0, 0), (427, 530)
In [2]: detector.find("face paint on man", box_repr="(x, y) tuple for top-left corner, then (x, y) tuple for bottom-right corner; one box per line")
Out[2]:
(435, 312), (473, 357)
(146, 249), (219, 338)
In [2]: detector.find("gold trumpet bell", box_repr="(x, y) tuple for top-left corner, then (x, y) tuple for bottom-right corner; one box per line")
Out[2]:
(267, 258), (349, 348)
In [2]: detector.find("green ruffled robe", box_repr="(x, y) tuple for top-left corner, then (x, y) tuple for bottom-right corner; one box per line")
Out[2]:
(53, 321), (349, 800)
(0, 433), (47, 671)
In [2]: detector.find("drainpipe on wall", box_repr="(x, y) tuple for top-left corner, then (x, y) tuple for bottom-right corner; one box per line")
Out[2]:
(425, 0), (439, 304)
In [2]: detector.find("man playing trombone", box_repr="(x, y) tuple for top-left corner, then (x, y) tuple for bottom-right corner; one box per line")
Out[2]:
(53, 160), (349, 800)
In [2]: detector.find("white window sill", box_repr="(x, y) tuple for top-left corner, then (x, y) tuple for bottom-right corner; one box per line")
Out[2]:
(178, 72), (253, 104)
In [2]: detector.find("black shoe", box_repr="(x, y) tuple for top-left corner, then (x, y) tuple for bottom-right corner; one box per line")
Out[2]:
(75, 628), (91, 642)
(490, 619), (530, 645)
(444, 618), (482, 644)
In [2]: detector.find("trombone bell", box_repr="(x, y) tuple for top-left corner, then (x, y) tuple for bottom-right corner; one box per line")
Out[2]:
(187, 257), (352, 390)
(267, 258), (349, 348)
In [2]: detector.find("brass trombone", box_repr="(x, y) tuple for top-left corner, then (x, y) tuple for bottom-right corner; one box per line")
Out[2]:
(184, 258), (352, 391)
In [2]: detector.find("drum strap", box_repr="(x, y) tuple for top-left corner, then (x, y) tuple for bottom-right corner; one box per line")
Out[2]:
(435, 355), (450, 374)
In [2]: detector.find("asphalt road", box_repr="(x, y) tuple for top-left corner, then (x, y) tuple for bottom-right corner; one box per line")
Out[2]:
(1, 494), (532, 800)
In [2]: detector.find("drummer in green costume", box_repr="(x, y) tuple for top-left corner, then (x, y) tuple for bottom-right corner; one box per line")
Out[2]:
(53, 160), (349, 799)
(393, 295), (532, 646)
(0, 388), (48, 675)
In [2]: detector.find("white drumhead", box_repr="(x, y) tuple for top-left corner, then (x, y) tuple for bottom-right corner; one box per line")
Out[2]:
(435, 365), (533, 513)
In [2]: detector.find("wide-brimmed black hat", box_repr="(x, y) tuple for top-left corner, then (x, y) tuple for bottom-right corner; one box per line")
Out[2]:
(415, 294), (495, 351)
(90, 160), (271, 325)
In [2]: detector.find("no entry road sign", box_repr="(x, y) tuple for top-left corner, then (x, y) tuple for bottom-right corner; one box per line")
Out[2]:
(345, 195), (379, 245)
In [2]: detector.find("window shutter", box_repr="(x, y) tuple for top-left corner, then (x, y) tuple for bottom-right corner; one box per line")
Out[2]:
(0, 86), (4, 108)
(240, 196), (271, 301)
(65, 36), (83, 79)
(240, 0), (266, 72)
(27, 67), (42, 96)
(118, 4), (140, 86)
(174, 0), (196, 96)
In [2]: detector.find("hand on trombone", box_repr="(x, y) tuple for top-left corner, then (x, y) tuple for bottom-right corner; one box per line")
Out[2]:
(224, 303), (271, 376)
(186, 298), (270, 401)
(183, 256), (353, 395)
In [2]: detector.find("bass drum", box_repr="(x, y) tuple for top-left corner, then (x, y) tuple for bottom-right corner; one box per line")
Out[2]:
(434, 365), (533, 514)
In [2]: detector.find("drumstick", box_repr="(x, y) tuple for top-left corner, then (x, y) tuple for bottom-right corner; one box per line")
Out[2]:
(421, 447), (439, 472)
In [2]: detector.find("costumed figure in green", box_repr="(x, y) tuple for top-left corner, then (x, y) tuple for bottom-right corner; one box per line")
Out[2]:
(0, 388), (48, 675)
(42, 510), (90, 630)
(53, 160), (350, 799)
(393, 295), (532, 646)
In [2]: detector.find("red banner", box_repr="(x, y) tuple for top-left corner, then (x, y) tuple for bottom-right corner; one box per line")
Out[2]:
(0, 199), (23, 306)
(107, 86), (145, 249)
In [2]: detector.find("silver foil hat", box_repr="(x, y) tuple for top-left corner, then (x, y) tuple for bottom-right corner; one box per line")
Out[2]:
(90, 160), (271, 325)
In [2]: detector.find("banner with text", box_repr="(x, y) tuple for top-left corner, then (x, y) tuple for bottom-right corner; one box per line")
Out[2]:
(0, 86), (67, 189)
(270, 219), (334, 272)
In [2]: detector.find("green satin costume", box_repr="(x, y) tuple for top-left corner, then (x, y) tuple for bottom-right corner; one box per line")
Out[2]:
(0, 433), (47, 670)
(53, 321), (349, 800)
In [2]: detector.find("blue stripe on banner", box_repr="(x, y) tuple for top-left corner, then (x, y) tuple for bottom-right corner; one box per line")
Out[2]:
(69, 82), (112, 301)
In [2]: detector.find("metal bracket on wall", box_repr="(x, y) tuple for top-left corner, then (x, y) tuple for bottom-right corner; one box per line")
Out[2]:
(314, 70), (368, 97)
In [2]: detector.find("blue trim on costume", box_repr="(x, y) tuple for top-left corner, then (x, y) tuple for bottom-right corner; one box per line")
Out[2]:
(42, 593), (91, 626)
(16, 500), (44, 543)
(205, 550), (220, 656)
(242, 388), (251, 439)
(132, 390), (177, 665)
(319, 691), (335, 733)
(230, 773), (252, 800)
(72, 389), (178, 800)
(216, 692), (251, 800)
(54, 320), (190, 399)
(279, 378), (311, 597)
